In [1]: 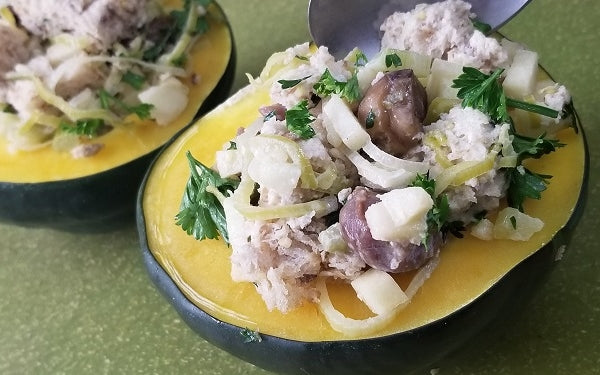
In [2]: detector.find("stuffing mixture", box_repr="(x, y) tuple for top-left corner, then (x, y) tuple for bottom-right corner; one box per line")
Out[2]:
(178, 0), (575, 333)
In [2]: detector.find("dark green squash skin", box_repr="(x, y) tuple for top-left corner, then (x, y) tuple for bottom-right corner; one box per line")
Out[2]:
(137, 118), (588, 374)
(0, 21), (236, 233)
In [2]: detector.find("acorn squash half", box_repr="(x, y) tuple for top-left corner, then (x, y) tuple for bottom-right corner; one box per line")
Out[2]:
(0, 1), (234, 231)
(137, 54), (588, 374)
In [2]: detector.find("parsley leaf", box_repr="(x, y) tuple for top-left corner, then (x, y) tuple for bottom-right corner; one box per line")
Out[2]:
(240, 328), (262, 343)
(354, 50), (368, 66)
(342, 73), (361, 102)
(277, 75), (311, 89)
(2, 103), (16, 113)
(121, 70), (146, 90)
(365, 109), (376, 129)
(385, 53), (402, 68)
(313, 69), (361, 102)
(410, 173), (458, 236)
(285, 100), (316, 139)
(60, 119), (105, 138)
(98, 89), (154, 120)
(471, 18), (492, 34)
(452, 67), (510, 124)
(506, 167), (551, 211)
(452, 67), (560, 124)
(175, 151), (239, 243)
(511, 133), (564, 162)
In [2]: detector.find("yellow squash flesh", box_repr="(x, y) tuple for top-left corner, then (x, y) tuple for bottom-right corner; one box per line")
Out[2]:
(141, 65), (585, 342)
(0, 3), (231, 183)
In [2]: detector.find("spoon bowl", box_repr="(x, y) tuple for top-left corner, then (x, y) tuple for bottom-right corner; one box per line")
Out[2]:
(308, 0), (532, 59)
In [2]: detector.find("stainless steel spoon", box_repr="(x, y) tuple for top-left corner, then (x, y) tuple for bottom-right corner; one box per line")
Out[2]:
(308, 0), (532, 59)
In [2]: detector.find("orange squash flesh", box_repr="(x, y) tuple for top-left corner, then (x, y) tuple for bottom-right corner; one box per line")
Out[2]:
(0, 3), (232, 183)
(141, 63), (586, 342)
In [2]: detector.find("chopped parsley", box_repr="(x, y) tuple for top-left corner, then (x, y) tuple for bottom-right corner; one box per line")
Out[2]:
(509, 215), (517, 229)
(227, 141), (237, 150)
(365, 109), (376, 129)
(98, 89), (154, 120)
(507, 167), (552, 211)
(60, 118), (105, 138)
(285, 100), (316, 139)
(354, 50), (368, 66)
(171, 54), (188, 67)
(121, 70), (146, 90)
(385, 53), (402, 68)
(2, 103), (16, 113)
(471, 18), (492, 34)
(277, 75), (311, 89)
(410, 173), (463, 240)
(313, 68), (361, 102)
(295, 55), (309, 61)
(175, 151), (239, 243)
(240, 328), (262, 343)
(263, 110), (276, 122)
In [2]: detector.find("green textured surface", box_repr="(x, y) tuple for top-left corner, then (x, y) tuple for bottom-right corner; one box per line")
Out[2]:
(1, 0), (599, 374)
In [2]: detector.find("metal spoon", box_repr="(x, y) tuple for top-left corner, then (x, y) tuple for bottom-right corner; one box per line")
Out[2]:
(308, 0), (532, 59)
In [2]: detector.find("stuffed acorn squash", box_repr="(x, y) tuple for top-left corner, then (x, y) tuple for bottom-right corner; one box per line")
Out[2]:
(0, 0), (234, 231)
(138, 2), (587, 374)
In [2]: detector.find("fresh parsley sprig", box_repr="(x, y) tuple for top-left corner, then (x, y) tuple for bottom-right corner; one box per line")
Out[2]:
(452, 67), (560, 124)
(175, 151), (239, 243)
(452, 67), (510, 123)
(285, 100), (316, 139)
(511, 133), (564, 162)
(313, 69), (361, 102)
(507, 168), (552, 211)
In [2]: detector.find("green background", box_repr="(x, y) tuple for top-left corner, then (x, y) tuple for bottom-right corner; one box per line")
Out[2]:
(1, 0), (599, 374)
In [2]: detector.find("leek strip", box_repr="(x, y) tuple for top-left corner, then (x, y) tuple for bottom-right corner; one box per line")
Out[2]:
(18, 111), (62, 135)
(434, 153), (496, 196)
(233, 195), (338, 221)
(6, 74), (120, 124)
(247, 134), (318, 190)
(0, 7), (17, 27)
(159, 3), (199, 65)
(232, 174), (256, 205)
(498, 155), (518, 168)
(323, 95), (369, 151)
(344, 147), (415, 189)
(79, 56), (187, 77)
(205, 185), (226, 204)
(316, 256), (439, 337)
(362, 141), (428, 173)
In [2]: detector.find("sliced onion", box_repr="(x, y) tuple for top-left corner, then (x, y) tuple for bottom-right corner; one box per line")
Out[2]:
(233, 195), (338, 221)
(362, 140), (428, 173)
